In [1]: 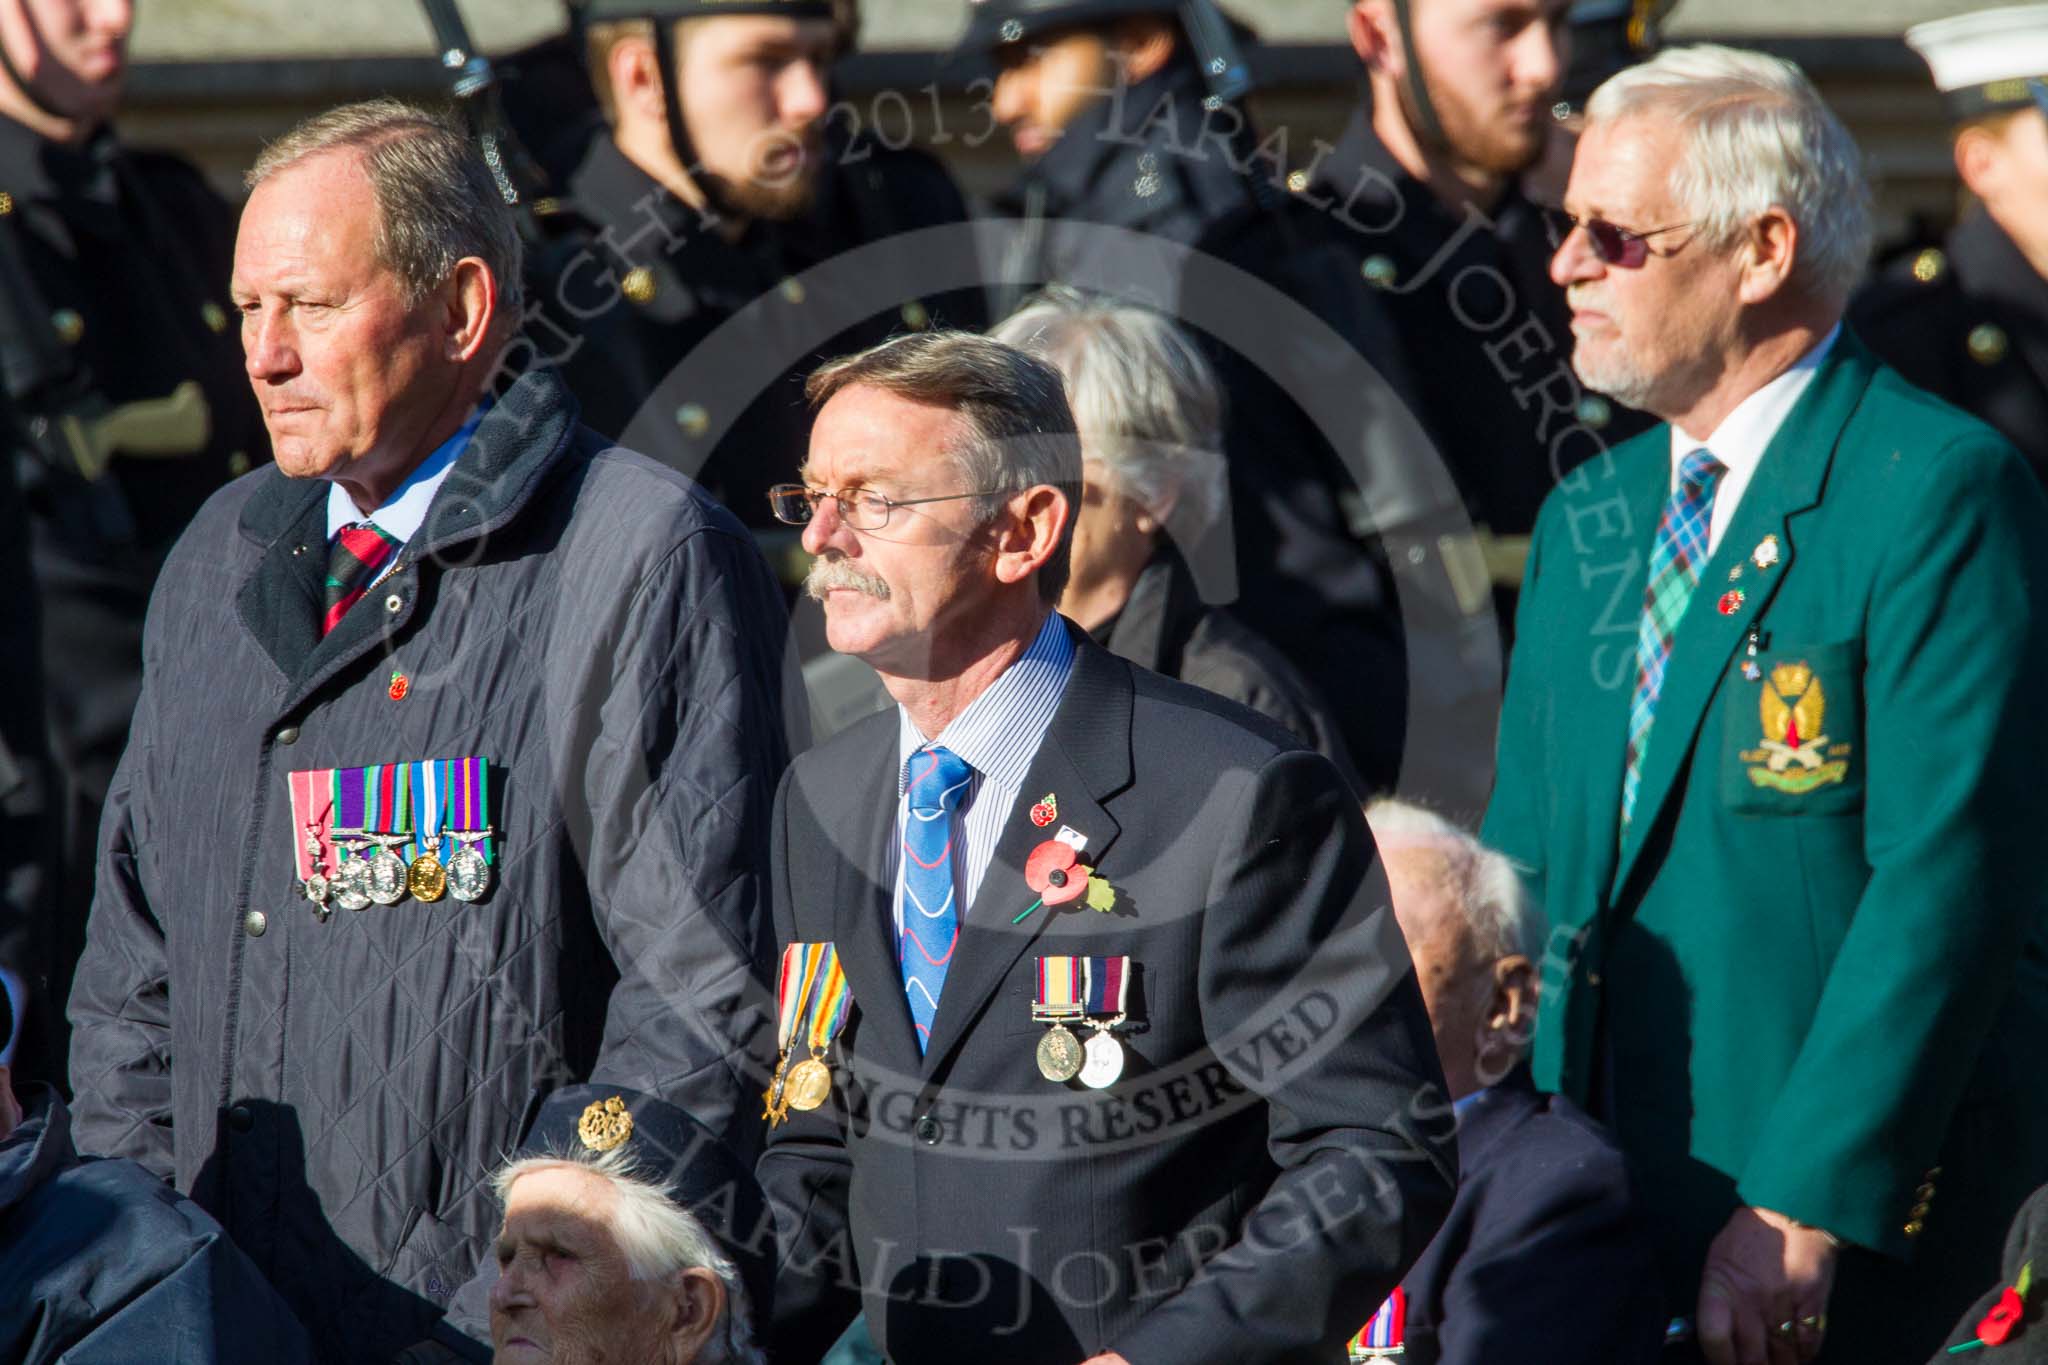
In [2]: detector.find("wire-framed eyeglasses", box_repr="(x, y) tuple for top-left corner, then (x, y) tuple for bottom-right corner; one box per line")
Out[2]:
(767, 483), (998, 531)
(1544, 208), (1696, 269)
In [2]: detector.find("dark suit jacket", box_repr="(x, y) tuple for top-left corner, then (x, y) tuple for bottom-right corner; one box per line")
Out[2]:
(757, 628), (1454, 1365)
(1392, 1071), (1662, 1365)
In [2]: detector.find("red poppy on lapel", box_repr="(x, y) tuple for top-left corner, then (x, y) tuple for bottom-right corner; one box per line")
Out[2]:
(1026, 840), (1091, 907)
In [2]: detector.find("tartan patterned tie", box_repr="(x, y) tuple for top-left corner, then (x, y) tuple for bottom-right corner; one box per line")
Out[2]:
(323, 521), (402, 636)
(1621, 448), (1725, 824)
(900, 744), (972, 1052)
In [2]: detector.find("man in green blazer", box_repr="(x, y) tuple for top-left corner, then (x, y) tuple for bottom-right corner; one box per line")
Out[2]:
(1483, 44), (2048, 1365)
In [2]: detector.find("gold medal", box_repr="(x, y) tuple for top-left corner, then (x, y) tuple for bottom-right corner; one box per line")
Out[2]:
(784, 1054), (833, 1112)
(767, 944), (852, 1129)
(408, 853), (447, 902)
(1036, 1022), (1083, 1082)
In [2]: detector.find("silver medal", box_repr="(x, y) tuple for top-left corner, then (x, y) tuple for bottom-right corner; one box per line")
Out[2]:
(366, 835), (409, 905)
(1079, 1027), (1125, 1089)
(446, 828), (493, 902)
(301, 873), (330, 905)
(333, 861), (372, 911)
(331, 835), (373, 911)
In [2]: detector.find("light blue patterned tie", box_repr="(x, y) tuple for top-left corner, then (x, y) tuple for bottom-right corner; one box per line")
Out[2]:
(900, 745), (972, 1052)
(1622, 448), (1725, 824)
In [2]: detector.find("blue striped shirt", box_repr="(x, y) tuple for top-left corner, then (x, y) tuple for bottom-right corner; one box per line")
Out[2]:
(889, 612), (1077, 935)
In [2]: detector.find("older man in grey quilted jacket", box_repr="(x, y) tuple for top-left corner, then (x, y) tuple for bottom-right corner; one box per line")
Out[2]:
(63, 101), (794, 1363)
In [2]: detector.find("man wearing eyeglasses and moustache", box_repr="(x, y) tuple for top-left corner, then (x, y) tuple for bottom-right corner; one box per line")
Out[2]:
(755, 329), (1453, 1365)
(1484, 45), (2048, 1365)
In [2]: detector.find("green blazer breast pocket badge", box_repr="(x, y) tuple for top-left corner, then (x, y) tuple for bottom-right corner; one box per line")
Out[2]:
(1724, 638), (1862, 814)
(1741, 660), (1852, 794)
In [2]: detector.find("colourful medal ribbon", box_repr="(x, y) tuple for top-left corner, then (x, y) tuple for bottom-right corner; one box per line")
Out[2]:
(394, 761), (411, 846)
(441, 758), (457, 859)
(1082, 956), (1130, 1016)
(456, 755), (492, 862)
(362, 763), (383, 836)
(287, 768), (334, 880)
(332, 765), (367, 856)
(1033, 956), (1084, 1015)
(775, 944), (809, 1054)
(1347, 1288), (1407, 1358)
(380, 761), (402, 838)
(413, 759), (443, 861)
(804, 947), (851, 1052)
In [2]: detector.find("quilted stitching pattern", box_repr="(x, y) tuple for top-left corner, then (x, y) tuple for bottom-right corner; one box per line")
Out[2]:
(66, 391), (790, 1362)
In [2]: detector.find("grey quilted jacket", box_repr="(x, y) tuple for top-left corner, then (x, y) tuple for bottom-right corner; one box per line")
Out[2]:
(64, 367), (793, 1361)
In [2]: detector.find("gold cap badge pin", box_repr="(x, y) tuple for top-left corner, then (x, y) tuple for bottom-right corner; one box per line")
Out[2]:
(578, 1095), (634, 1152)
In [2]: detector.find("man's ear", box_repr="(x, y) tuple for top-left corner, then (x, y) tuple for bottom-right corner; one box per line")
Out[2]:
(611, 32), (667, 126)
(1114, 15), (1180, 85)
(1347, 0), (1400, 77)
(666, 1267), (727, 1364)
(1955, 122), (2006, 205)
(1488, 953), (1538, 1048)
(991, 485), (1071, 589)
(1734, 206), (1799, 308)
(444, 258), (499, 364)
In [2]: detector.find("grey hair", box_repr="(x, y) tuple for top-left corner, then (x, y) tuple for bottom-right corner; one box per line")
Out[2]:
(492, 1148), (762, 1365)
(806, 329), (1082, 603)
(1584, 44), (1873, 306)
(246, 98), (524, 315)
(1364, 799), (1545, 964)
(990, 286), (1227, 537)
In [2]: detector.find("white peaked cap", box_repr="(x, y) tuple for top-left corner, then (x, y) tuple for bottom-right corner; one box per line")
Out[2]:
(1906, 4), (2048, 113)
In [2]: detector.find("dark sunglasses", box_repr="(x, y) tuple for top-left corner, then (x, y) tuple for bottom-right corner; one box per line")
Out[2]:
(1543, 208), (1695, 268)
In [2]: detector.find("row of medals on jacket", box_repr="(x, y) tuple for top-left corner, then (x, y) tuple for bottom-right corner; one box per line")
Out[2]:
(299, 822), (494, 919)
(1035, 1004), (1127, 1088)
(760, 1010), (1131, 1124)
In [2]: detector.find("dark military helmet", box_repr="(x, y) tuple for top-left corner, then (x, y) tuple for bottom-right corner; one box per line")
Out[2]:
(1557, 0), (1675, 113)
(958, 0), (1185, 59)
(582, 0), (832, 19)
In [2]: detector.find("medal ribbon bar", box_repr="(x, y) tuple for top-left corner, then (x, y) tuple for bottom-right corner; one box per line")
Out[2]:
(453, 756), (492, 864)
(766, 942), (848, 1126)
(805, 949), (851, 1053)
(412, 759), (444, 862)
(287, 768), (335, 883)
(1082, 956), (1129, 1018)
(1347, 1287), (1407, 1359)
(1033, 955), (1086, 1021)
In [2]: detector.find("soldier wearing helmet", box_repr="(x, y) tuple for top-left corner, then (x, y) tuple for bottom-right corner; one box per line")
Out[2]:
(526, 0), (985, 533)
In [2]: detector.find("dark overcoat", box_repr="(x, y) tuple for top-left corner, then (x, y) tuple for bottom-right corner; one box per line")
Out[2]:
(66, 368), (794, 1360)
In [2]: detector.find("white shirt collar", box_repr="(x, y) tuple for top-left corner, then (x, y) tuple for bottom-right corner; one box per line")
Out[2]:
(1669, 324), (1839, 553)
(324, 399), (489, 543)
(895, 612), (1077, 793)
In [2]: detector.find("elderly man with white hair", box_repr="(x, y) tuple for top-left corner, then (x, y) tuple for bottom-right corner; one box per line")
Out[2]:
(487, 1085), (767, 1365)
(1484, 43), (2048, 1365)
(1346, 800), (1662, 1363)
(989, 289), (1364, 790)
